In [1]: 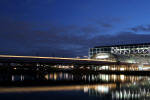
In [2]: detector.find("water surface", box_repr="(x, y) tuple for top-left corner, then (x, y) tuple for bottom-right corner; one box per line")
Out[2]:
(0, 73), (150, 100)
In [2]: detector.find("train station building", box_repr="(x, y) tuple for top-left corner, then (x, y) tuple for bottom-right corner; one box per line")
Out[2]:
(89, 43), (150, 64)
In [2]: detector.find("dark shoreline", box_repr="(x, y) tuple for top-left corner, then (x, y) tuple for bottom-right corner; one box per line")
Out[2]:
(1, 69), (150, 75)
(44, 69), (150, 76)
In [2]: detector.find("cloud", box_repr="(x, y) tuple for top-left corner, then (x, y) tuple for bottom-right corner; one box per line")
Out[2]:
(0, 17), (99, 57)
(91, 17), (121, 29)
(101, 23), (112, 28)
(1, 17), (150, 57)
(130, 25), (150, 32)
(80, 25), (99, 34)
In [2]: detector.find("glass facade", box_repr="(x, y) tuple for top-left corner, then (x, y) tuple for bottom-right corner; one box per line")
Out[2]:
(89, 43), (150, 63)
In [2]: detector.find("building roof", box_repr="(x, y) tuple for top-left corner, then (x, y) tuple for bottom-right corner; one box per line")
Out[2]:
(94, 42), (150, 48)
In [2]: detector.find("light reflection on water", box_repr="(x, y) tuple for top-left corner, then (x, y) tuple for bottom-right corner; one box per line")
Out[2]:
(44, 73), (147, 83)
(0, 73), (150, 100)
(2, 72), (147, 84)
(45, 73), (74, 81)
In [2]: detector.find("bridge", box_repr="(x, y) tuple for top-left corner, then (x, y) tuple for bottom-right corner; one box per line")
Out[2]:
(0, 55), (126, 65)
(0, 55), (136, 73)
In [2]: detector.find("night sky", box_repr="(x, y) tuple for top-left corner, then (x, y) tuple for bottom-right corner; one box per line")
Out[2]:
(1, 0), (150, 57)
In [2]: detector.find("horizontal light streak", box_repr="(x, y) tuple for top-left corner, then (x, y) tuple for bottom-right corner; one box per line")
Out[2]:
(0, 84), (116, 93)
(0, 55), (116, 62)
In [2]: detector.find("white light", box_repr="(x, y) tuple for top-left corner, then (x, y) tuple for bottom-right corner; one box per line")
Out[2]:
(120, 75), (125, 81)
(120, 68), (124, 71)
(84, 87), (88, 92)
(96, 55), (109, 59)
(96, 86), (109, 93)
(111, 68), (116, 70)
(142, 67), (150, 70)
(101, 66), (109, 70)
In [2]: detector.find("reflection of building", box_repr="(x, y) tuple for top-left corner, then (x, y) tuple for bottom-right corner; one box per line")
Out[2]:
(86, 76), (150, 100)
(89, 43), (150, 64)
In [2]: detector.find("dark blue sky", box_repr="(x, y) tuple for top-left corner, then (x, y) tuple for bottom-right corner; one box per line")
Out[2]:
(1, 0), (150, 57)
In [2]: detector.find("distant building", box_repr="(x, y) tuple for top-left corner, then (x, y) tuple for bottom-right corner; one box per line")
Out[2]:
(89, 43), (150, 64)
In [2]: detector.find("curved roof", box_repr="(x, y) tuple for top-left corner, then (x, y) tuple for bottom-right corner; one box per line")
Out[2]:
(94, 42), (150, 48)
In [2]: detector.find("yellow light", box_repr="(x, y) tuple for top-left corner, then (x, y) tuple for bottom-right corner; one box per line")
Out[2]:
(111, 68), (116, 70)
(0, 55), (116, 62)
(13, 67), (17, 70)
(54, 73), (57, 80)
(0, 84), (116, 93)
